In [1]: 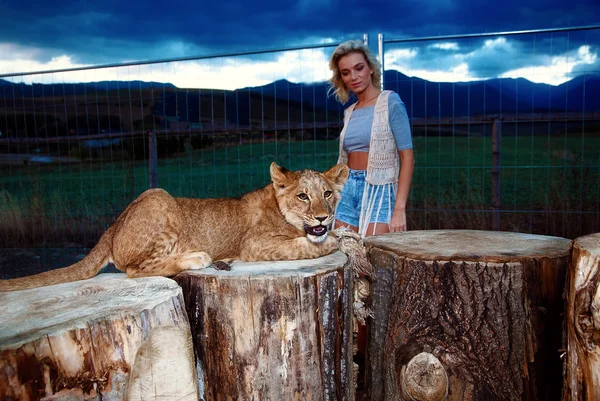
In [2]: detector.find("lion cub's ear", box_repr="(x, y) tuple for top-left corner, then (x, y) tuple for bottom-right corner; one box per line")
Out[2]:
(270, 162), (293, 189)
(323, 164), (349, 191)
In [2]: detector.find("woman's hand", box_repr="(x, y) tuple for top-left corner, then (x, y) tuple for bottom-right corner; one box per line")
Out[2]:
(390, 209), (407, 232)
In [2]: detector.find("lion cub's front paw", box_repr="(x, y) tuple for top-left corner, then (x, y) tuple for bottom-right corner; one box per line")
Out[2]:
(179, 252), (212, 270)
(323, 235), (339, 253)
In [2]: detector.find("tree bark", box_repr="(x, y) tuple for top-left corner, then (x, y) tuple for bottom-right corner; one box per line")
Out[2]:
(174, 251), (355, 401)
(563, 233), (600, 401)
(0, 274), (197, 401)
(364, 230), (571, 401)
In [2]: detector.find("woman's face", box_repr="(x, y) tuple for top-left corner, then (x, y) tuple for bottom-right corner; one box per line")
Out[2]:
(337, 51), (373, 94)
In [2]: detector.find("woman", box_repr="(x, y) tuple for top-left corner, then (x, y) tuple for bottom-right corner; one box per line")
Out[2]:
(329, 40), (414, 237)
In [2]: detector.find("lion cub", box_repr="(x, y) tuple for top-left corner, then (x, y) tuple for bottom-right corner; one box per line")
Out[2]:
(0, 162), (349, 291)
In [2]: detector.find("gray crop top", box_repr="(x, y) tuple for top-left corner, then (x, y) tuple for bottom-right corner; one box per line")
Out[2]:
(343, 92), (413, 152)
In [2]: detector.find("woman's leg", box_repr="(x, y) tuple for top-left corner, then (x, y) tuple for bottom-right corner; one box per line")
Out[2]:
(334, 219), (359, 233)
(364, 222), (390, 237)
(334, 169), (362, 233)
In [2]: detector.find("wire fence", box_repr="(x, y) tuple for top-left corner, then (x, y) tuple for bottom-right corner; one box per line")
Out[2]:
(1, 26), (599, 278)
(380, 25), (600, 240)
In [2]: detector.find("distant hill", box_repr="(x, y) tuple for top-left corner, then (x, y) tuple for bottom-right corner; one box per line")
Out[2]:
(152, 86), (343, 127)
(0, 79), (177, 97)
(1, 72), (599, 123)
(242, 71), (600, 118)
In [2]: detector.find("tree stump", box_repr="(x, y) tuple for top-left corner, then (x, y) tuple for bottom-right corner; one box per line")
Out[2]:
(0, 274), (197, 401)
(563, 233), (600, 401)
(364, 230), (571, 401)
(174, 251), (355, 401)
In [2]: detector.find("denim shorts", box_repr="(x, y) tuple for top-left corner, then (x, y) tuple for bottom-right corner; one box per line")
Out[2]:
(335, 169), (396, 227)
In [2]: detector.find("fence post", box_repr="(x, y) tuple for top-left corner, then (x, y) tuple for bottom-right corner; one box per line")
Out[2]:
(492, 117), (502, 230)
(378, 33), (384, 90)
(148, 130), (158, 188)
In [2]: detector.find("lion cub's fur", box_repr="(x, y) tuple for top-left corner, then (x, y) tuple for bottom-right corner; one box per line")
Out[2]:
(0, 163), (349, 292)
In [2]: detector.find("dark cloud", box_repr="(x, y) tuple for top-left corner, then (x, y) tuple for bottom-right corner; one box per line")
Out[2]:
(382, 24), (600, 84)
(0, 0), (599, 79)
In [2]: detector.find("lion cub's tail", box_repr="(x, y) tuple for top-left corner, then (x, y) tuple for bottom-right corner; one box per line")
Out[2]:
(0, 234), (113, 292)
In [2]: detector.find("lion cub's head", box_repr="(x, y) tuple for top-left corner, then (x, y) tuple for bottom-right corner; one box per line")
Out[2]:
(270, 162), (349, 243)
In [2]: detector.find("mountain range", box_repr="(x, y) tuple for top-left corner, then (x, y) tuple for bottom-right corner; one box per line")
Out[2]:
(0, 80), (177, 97)
(246, 70), (600, 118)
(1, 70), (599, 124)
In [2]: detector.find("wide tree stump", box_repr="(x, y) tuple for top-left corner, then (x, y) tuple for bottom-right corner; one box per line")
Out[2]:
(174, 251), (355, 401)
(563, 233), (600, 401)
(0, 274), (197, 401)
(364, 230), (571, 401)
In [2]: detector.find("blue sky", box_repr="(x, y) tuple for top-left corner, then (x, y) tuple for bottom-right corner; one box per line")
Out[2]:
(0, 1), (599, 89)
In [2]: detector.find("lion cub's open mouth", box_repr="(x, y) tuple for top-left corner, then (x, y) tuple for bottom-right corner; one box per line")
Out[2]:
(306, 225), (327, 236)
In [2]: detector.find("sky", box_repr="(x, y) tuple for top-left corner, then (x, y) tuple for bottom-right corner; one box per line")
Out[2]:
(0, 0), (599, 90)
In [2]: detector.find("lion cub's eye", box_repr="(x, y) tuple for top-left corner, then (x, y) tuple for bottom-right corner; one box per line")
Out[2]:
(323, 190), (332, 198)
(297, 193), (309, 201)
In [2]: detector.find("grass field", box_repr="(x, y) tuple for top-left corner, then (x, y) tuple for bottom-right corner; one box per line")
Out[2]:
(1, 135), (599, 248)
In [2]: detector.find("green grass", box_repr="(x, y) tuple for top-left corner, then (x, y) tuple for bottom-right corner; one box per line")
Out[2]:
(1, 136), (598, 246)
(412, 134), (600, 208)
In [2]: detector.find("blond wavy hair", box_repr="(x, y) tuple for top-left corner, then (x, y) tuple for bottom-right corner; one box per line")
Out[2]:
(328, 40), (382, 104)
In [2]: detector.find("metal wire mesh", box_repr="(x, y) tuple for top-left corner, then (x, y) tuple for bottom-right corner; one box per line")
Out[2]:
(0, 27), (599, 278)
(382, 26), (600, 238)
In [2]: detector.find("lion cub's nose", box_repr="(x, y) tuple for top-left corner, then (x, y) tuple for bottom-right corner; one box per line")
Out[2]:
(316, 216), (327, 223)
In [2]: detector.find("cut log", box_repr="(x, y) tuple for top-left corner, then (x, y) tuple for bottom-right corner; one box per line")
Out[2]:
(0, 274), (197, 401)
(364, 230), (571, 401)
(563, 233), (600, 401)
(174, 251), (355, 401)
(402, 352), (448, 401)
